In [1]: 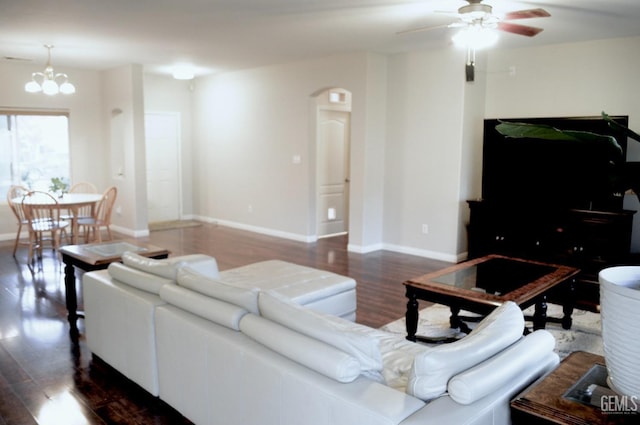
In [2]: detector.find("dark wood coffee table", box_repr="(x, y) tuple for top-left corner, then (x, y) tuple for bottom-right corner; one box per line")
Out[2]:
(511, 351), (638, 424)
(60, 241), (170, 340)
(403, 254), (580, 342)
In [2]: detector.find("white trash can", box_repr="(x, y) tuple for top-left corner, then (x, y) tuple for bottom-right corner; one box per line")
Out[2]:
(599, 266), (640, 399)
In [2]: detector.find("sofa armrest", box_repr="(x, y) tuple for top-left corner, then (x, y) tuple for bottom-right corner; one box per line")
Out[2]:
(175, 255), (220, 278)
(447, 330), (558, 405)
(108, 262), (174, 294)
(399, 345), (558, 425)
(122, 252), (219, 280)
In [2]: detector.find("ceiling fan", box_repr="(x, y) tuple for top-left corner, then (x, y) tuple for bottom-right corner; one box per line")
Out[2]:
(399, 1), (550, 82)
(399, 0), (551, 38)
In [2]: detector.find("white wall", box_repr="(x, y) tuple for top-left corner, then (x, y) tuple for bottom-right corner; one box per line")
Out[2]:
(486, 36), (640, 126)
(486, 35), (640, 251)
(0, 61), (106, 240)
(458, 51), (488, 253)
(383, 47), (475, 262)
(190, 53), (387, 249)
(186, 49), (479, 261)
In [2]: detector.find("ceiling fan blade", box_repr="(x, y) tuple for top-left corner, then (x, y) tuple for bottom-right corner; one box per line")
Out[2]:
(504, 8), (551, 20)
(396, 23), (453, 35)
(498, 22), (544, 37)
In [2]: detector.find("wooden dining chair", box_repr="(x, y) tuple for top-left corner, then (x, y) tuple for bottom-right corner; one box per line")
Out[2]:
(69, 182), (98, 194)
(7, 185), (31, 257)
(78, 186), (117, 243)
(21, 191), (70, 263)
(62, 181), (99, 239)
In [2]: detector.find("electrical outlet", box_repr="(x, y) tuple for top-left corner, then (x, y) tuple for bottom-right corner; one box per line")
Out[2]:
(248, 204), (253, 213)
(422, 224), (429, 234)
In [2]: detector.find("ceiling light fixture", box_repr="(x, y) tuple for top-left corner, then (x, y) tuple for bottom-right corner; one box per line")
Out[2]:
(452, 24), (499, 50)
(453, 24), (499, 83)
(172, 65), (195, 80)
(25, 45), (76, 95)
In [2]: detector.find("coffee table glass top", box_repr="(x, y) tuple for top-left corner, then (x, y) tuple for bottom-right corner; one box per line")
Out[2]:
(431, 257), (556, 296)
(84, 241), (149, 257)
(60, 240), (169, 266)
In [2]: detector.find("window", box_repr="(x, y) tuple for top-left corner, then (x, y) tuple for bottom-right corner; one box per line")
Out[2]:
(0, 112), (70, 200)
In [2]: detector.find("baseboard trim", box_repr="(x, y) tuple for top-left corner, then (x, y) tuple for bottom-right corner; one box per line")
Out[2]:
(192, 215), (317, 243)
(382, 243), (465, 263)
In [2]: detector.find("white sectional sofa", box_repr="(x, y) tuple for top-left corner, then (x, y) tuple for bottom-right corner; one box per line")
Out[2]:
(82, 253), (559, 425)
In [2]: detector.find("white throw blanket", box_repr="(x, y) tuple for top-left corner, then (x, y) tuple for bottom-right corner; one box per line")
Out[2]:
(380, 303), (603, 360)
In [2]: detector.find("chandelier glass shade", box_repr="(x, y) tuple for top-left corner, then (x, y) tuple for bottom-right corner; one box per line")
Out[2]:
(25, 46), (76, 95)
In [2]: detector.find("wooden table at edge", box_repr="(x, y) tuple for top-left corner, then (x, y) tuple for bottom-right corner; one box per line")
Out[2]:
(59, 241), (170, 340)
(511, 351), (638, 424)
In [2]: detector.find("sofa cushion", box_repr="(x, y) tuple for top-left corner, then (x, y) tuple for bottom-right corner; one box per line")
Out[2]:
(218, 260), (356, 304)
(239, 314), (361, 383)
(406, 301), (524, 401)
(258, 291), (383, 380)
(122, 252), (218, 280)
(177, 267), (260, 314)
(175, 255), (220, 278)
(159, 284), (248, 330)
(108, 262), (174, 294)
(448, 330), (555, 405)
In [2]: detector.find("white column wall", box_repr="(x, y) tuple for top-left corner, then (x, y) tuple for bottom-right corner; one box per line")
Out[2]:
(383, 48), (473, 262)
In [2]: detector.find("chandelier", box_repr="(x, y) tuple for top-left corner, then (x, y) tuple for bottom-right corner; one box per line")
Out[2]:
(25, 45), (76, 95)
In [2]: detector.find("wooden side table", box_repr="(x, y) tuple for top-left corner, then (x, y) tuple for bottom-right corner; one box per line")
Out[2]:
(511, 351), (638, 424)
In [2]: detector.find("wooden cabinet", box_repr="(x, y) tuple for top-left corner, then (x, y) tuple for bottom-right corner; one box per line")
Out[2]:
(467, 200), (635, 310)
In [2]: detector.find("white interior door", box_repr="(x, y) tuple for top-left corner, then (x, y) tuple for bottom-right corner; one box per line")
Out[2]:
(317, 110), (350, 237)
(145, 112), (181, 223)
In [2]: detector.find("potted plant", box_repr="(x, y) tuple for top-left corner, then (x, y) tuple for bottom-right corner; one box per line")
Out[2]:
(495, 112), (640, 202)
(49, 177), (69, 198)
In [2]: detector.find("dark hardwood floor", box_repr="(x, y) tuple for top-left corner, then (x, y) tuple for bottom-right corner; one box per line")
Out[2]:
(0, 222), (451, 424)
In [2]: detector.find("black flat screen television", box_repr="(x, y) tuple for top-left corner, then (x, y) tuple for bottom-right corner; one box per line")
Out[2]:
(482, 115), (629, 212)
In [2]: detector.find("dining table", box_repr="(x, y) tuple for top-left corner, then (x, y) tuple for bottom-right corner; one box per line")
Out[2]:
(16, 192), (103, 245)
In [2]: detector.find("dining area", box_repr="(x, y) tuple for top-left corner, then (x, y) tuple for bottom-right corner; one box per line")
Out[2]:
(6, 181), (118, 265)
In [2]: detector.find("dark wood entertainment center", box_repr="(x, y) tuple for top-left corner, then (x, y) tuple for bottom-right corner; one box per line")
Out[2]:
(471, 115), (637, 311)
(467, 200), (635, 311)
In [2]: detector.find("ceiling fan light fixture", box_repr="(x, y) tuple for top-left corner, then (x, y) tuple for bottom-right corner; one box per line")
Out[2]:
(452, 25), (498, 49)
(459, 2), (492, 20)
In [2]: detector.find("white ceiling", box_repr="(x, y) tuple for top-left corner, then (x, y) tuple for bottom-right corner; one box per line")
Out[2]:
(1, 0), (639, 77)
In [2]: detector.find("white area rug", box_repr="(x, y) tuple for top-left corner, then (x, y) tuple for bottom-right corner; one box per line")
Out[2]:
(380, 303), (603, 360)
